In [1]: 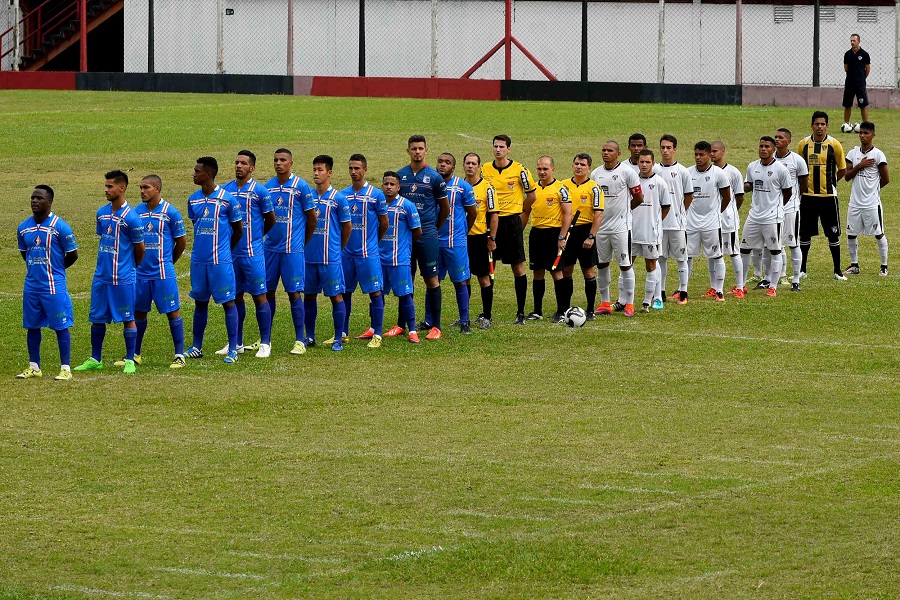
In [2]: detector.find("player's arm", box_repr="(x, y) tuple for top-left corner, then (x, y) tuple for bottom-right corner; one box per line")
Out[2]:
(521, 191), (535, 227)
(629, 186), (643, 210)
(682, 191), (693, 212)
(734, 192), (745, 210)
(304, 207), (316, 244)
(464, 203), (477, 234)
(436, 196), (450, 231)
(879, 162), (890, 188)
(487, 212), (498, 253)
(743, 181), (752, 193)
(133, 240), (146, 266)
(865, 64), (871, 78)
(263, 209), (276, 235)
(229, 219), (242, 250)
(719, 186), (732, 213)
(781, 187), (792, 206)
(172, 235), (187, 264)
(587, 208), (603, 247)
(798, 173), (809, 193)
(844, 157), (872, 181)
(558, 202), (573, 251)
(340, 219), (352, 250)
(411, 225), (423, 242)
(378, 213), (389, 241)
(64, 249), (78, 268)
(835, 146), (847, 182)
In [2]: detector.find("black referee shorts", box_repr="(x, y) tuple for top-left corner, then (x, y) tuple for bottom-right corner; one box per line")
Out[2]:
(799, 194), (842, 240)
(528, 226), (561, 271)
(494, 214), (526, 265)
(562, 223), (598, 269)
(467, 233), (491, 278)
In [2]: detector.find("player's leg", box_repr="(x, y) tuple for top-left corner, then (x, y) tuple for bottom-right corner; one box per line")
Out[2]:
(845, 204), (862, 273)
(264, 252), (281, 333)
(132, 278), (152, 361)
(19, 293), (46, 377)
(356, 256), (385, 342)
(324, 264), (347, 351)
(186, 263), (212, 357)
(798, 195), (816, 276)
(108, 283), (138, 372)
(208, 263), (239, 362)
(823, 196), (844, 278)
(527, 227), (546, 319)
(420, 236), (442, 336)
(859, 89), (869, 122)
(448, 248), (471, 331)
(342, 254), (358, 339)
(243, 255), (271, 353)
(280, 254), (307, 352)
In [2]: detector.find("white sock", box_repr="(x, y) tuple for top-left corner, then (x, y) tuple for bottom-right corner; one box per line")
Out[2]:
(848, 237), (859, 264)
(597, 266), (611, 304)
(731, 254), (743, 289)
(29, 361), (40, 371)
(617, 269), (624, 304)
(741, 253), (751, 288)
(779, 248), (788, 279)
(763, 250), (772, 282)
(707, 257), (717, 289)
(658, 258), (668, 298)
(622, 268), (636, 305)
(687, 257), (694, 277)
(713, 257), (726, 293)
(791, 247), (802, 283)
(677, 260), (689, 292)
(769, 253), (783, 289)
(644, 268), (658, 305)
(878, 236), (889, 265)
(752, 249), (763, 276)
(61, 364), (70, 372)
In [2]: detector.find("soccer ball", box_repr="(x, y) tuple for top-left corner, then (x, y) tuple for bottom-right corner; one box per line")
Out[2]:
(841, 122), (853, 133)
(853, 122), (861, 133)
(564, 306), (587, 328)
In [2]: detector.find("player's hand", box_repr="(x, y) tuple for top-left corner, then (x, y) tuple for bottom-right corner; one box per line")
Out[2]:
(487, 239), (497, 252)
(582, 238), (594, 249)
(558, 240), (567, 251)
(861, 158), (876, 168)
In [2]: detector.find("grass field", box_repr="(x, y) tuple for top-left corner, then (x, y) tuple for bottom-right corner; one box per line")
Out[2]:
(0, 91), (897, 599)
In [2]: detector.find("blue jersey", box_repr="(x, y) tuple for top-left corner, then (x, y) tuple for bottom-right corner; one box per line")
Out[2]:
(187, 185), (242, 266)
(223, 178), (273, 258)
(396, 164), (447, 236)
(18, 213), (77, 294)
(341, 182), (388, 259)
(264, 174), (315, 254)
(136, 200), (186, 281)
(305, 187), (351, 265)
(380, 197), (421, 267)
(94, 203), (145, 285)
(438, 176), (476, 249)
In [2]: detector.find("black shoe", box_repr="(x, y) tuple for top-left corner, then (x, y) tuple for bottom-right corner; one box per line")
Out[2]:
(754, 280), (770, 290)
(512, 313), (526, 325)
(417, 320), (433, 331)
(791, 282), (801, 292)
(460, 323), (472, 334)
(525, 312), (543, 321)
(450, 318), (461, 326)
(479, 318), (492, 330)
(474, 313), (486, 325)
(613, 301), (626, 312)
(550, 312), (565, 324)
(585, 312), (596, 321)
(661, 291), (667, 303)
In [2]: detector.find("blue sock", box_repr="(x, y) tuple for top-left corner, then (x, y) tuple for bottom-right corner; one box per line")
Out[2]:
(400, 294), (417, 332)
(135, 318), (148, 354)
(291, 296), (306, 342)
(424, 288), (433, 326)
(256, 302), (272, 345)
(27, 328), (41, 366)
(90, 323), (106, 362)
(56, 328), (71, 367)
(268, 295), (276, 330)
(235, 301), (246, 346)
(169, 317), (185, 356)
(370, 294), (385, 337)
(455, 284), (469, 325)
(332, 300), (346, 343)
(192, 306), (208, 350)
(426, 286), (442, 329)
(123, 326), (137, 361)
(343, 293), (352, 337)
(224, 304), (238, 352)
(304, 297), (317, 341)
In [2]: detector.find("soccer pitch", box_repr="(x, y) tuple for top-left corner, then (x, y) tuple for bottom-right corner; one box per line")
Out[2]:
(0, 90), (897, 599)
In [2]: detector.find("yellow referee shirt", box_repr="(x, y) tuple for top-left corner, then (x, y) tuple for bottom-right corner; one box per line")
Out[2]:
(468, 177), (497, 236)
(561, 177), (604, 225)
(797, 135), (846, 197)
(481, 159), (536, 216)
(531, 179), (570, 229)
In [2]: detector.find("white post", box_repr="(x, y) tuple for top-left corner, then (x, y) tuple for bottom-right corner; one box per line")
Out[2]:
(735, 0), (743, 85)
(430, 0), (438, 77)
(896, 0), (900, 87)
(287, 0), (294, 76)
(693, 0), (701, 84)
(216, 0), (225, 75)
(657, 0), (665, 84)
(12, 0), (21, 71)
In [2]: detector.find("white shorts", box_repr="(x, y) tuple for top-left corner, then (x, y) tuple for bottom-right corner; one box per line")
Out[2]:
(661, 229), (687, 260)
(720, 230), (739, 256)
(686, 229), (722, 258)
(781, 210), (800, 247)
(740, 220), (782, 252)
(846, 204), (884, 237)
(596, 231), (632, 267)
(631, 242), (661, 260)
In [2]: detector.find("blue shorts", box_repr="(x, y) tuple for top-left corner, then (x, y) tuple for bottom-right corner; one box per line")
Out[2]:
(381, 264), (414, 297)
(438, 245), (471, 283)
(135, 278), (181, 314)
(23, 288), (74, 330)
(343, 254), (384, 294)
(189, 262), (236, 304)
(89, 280), (135, 324)
(265, 252), (305, 294)
(304, 263), (344, 297)
(411, 234), (439, 279)
(233, 254), (267, 296)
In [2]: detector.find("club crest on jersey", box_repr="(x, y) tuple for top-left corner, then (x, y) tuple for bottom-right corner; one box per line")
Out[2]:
(546, 199), (554, 207)
(422, 176), (430, 184)
(649, 184), (655, 190)
(705, 176), (710, 181)
(351, 204), (359, 213)
(767, 171), (773, 176)
(612, 175), (618, 181)
(670, 173), (676, 178)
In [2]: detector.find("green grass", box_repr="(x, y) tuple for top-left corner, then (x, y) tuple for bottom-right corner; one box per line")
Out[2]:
(0, 91), (897, 599)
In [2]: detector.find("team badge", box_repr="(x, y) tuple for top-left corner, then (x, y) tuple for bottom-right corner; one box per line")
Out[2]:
(546, 199), (554, 207)
(612, 175), (618, 181)
(507, 182), (515, 190)
(423, 176), (430, 184)
(767, 171), (773, 176)
(670, 173), (676, 178)
(705, 176), (710, 181)
(649, 184), (655, 190)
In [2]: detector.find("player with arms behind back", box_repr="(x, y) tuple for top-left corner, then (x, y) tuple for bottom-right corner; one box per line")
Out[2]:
(775, 128), (810, 291)
(462, 152), (498, 329)
(436, 153), (477, 334)
(843, 121), (889, 276)
(632, 150), (671, 312)
(656, 134), (693, 305)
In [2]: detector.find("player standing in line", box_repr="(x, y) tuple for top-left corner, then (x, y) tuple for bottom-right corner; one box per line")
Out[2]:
(626, 133), (647, 172)
(16, 185), (78, 380)
(632, 150), (671, 312)
(74, 171), (145, 374)
(462, 152), (498, 330)
(591, 142), (641, 317)
(774, 128), (810, 291)
(561, 153), (604, 319)
(740, 137), (793, 297)
(797, 111), (847, 280)
(396, 135), (449, 340)
(684, 142), (732, 303)
(843, 122), (889, 276)
(183, 157), (244, 363)
(710, 141), (746, 297)
(523, 156), (572, 322)
(220, 151), (275, 358)
(341, 154), (389, 348)
(122, 175), (187, 369)
(483, 134), (537, 325)
(655, 134), (693, 307)
(436, 152), (477, 334)
(264, 149), (317, 356)
(303, 155), (352, 352)
(380, 171), (423, 343)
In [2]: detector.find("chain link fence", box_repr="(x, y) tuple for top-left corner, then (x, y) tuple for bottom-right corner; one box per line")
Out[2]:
(119, 0), (897, 88)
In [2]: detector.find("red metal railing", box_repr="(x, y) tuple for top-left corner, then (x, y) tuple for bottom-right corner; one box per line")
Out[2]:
(0, 0), (83, 70)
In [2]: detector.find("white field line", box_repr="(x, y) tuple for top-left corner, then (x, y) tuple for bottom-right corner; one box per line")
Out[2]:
(150, 566), (267, 581)
(705, 456), (805, 467)
(456, 133), (489, 142)
(622, 469), (758, 483)
(823, 433), (900, 445)
(521, 496), (608, 506)
(224, 550), (341, 563)
(382, 546), (450, 562)
(445, 508), (552, 522)
(578, 484), (679, 495)
(52, 585), (171, 599)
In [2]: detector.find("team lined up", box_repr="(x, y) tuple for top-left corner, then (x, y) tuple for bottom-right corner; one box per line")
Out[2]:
(15, 112), (889, 378)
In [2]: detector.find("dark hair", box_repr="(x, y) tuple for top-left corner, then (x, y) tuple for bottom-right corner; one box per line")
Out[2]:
(142, 174), (162, 191)
(407, 135), (426, 147)
(34, 184), (54, 200)
(851, 33), (860, 42)
(759, 136), (777, 147)
(573, 153), (592, 166)
(349, 153), (367, 167)
(439, 152), (456, 166)
(313, 154), (334, 170)
(660, 134), (678, 147)
(628, 133), (647, 145)
(196, 157), (218, 177)
(638, 149), (656, 161)
(464, 152), (481, 165)
(694, 141), (712, 153)
(493, 134), (512, 147)
(237, 150), (256, 166)
(383, 170), (400, 182)
(274, 148), (292, 157)
(811, 110), (829, 125)
(859, 121), (875, 132)
(776, 127), (792, 139)
(105, 170), (129, 186)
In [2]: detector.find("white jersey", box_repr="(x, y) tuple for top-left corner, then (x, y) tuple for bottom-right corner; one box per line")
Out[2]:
(632, 173), (671, 245)
(847, 146), (887, 209)
(626, 159), (641, 174)
(775, 150), (809, 213)
(718, 163), (743, 234)
(655, 162), (692, 231)
(591, 161), (641, 234)
(744, 158), (792, 224)
(686, 164), (730, 232)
